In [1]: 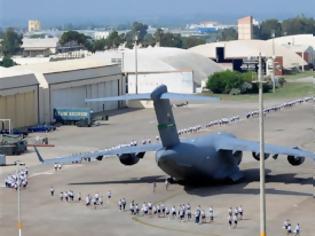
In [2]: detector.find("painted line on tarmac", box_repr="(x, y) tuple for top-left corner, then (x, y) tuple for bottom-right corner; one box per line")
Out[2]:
(132, 216), (219, 236)
(29, 171), (54, 178)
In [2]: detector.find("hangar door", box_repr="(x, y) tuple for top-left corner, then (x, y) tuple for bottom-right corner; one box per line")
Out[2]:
(50, 80), (119, 116)
(0, 91), (37, 128)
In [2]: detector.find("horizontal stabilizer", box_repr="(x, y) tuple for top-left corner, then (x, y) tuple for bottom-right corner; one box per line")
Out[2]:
(161, 92), (219, 102)
(86, 92), (218, 103)
(85, 93), (151, 103)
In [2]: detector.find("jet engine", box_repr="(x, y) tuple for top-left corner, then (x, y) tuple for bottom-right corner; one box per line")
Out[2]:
(287, 155), (305, 166)
(118, 152), (145, 166)
(96, 156), (103, 161)
(252, 152), (270, 161)
(232, 151), (243, 165)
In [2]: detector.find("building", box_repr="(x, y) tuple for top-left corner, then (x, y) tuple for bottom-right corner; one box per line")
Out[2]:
(90, 47), (224, 94)
(28, 20), (41, 32)
(189, 40), (308, 75)
(268, 34), (315, 68)
(238, 16), (253, 40)
(21, 38), (59, 57)
(0, 68), (39, 128)
(19, 59), (123, 123)
(94, 31), (110, 40)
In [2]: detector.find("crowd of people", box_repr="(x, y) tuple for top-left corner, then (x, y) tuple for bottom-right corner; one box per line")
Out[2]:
(283, 219), (301, 236)
(50, 187), (113, 210)
(108, 96), (314, 150)
(4, 167), (29, 189)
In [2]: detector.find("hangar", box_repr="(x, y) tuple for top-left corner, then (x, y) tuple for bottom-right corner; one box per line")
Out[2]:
(90, 47), (224, 93)
(189, 39), (308, 74)
(14, 59), (123, 123)
(0, 68), (39, 128)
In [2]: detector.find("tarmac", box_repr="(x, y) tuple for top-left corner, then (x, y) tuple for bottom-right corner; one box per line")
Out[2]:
(0, 98), (314, 236)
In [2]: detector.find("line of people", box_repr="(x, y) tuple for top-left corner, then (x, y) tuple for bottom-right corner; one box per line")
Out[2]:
(49, 95), (314, 166)
(49, 187), (112, 210)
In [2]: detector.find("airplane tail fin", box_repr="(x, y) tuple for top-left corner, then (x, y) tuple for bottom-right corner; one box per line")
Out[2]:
(86, 85), (218, 148)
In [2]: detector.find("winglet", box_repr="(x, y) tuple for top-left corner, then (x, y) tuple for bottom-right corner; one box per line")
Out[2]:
(34, 146), (45, 163)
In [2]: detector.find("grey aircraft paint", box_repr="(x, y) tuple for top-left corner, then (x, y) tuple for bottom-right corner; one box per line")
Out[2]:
(35, 85), (315, 184)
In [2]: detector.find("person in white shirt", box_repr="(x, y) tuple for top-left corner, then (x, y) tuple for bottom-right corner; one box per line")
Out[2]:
(294, 223), (301, 236)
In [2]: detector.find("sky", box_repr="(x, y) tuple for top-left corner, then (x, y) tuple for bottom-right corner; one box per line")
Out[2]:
(1, 0), (315, 28)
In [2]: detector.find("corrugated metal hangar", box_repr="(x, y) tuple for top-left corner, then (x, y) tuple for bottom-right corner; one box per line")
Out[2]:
(19, 59), (123, 123)
(0, 68), (39, 128)
(0, 58), (123, 128)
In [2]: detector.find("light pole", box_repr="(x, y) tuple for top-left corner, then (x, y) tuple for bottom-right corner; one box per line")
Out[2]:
(271, 31), (276, 93)
(134, 34), (139, 94)
(16, 160), (22, 236)
(258, 53), (267, 236)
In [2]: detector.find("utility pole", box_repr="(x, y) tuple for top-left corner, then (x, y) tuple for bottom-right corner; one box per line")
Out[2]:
(134, 34), (138, 94)
(271, 31), (276, 93)
(16, 161), (22, 236)
(258, 53), (267, 236)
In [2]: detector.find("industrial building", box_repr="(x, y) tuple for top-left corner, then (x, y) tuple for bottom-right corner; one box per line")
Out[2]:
(17, 59), (123, 123)
(28, 19), (41, 32)
(0, 68), (39, 128)
(189, 39), (308, 75)
(238, 16), (254, 40)
(0, 59), (123, 127)
(91, 47), (224, 94)
(21, 38), (59, 57)
(268, 34), (315, 68)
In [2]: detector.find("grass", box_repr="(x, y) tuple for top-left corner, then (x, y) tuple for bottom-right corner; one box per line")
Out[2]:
(283, 71), (314, 80)
(202, 82), (315, 102)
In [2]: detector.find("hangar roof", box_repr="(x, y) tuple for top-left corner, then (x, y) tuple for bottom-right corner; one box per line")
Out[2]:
(189, 40), (307, 69)
(269, 34), (315, 48)
(0, 67), (38, 90)
(91, 47), (224, 85)
(22, 37), (59, 49)
(14, 58), (117, 74)
(7, 58), (121, 88)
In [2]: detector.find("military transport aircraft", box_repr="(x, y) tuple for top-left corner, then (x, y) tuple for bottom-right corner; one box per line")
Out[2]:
(35, 85), (315, 183)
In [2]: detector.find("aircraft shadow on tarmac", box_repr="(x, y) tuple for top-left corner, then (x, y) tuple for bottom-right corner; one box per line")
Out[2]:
(184, 168), (314, 197)
(69, 168), (313, 197)
(69, 175), (166, 185)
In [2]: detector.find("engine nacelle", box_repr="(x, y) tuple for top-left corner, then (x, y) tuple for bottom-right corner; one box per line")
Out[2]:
(252, 152), (270, 161)
(232, 151), (243, 165)
(96, 156), (103, 161)
(118, 152), (145, 166)
(287, 155), (305, 166)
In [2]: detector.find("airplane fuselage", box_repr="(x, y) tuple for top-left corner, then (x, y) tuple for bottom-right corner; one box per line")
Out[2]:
(155, 133), (243, 182)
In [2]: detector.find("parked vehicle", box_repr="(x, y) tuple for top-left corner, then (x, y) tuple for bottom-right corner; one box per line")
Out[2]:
(28, 124), (56, 133)
(53, 108), (108, 127)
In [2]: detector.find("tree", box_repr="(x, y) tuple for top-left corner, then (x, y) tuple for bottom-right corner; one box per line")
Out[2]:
(181, 36), (206, 49)
(154, 29), (183, 48)
(59, 31), (95, 52)
(142, 34), (156, 47)
(94, 38), (106, 51)
(257, 19), (282, 40)
(131, 22), (148, 42)
(282, 16), (315, 35)
(0, 28), (22, 56)
(206, 70), (272, 94)
(217, 28), (238, 41)
(0, 56), (17, 67)
(105, 31), (123, 49)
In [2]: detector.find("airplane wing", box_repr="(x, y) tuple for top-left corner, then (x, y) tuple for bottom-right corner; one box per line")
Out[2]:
(34, 143), (163, 165)
(214, 136), (315, 160)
